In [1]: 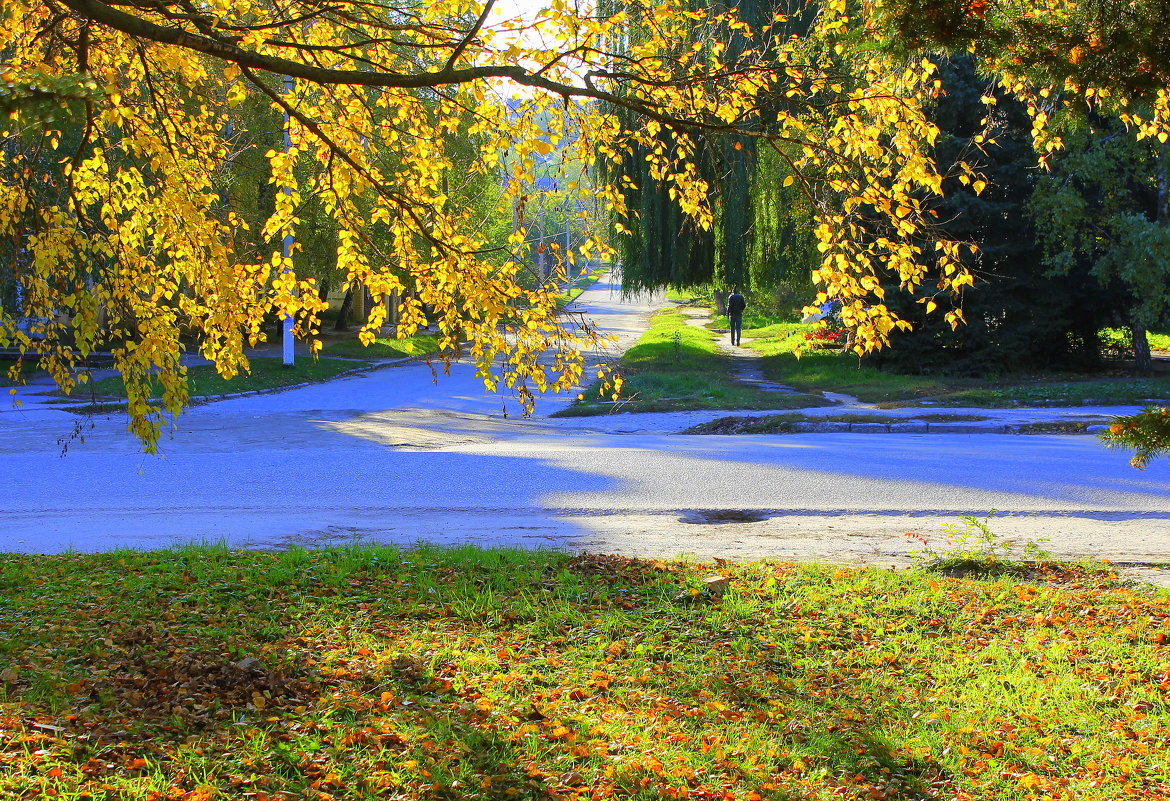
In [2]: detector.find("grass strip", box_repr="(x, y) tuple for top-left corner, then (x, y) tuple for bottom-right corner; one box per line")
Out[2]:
(919, 378), (1170, 408)
(82, 356), (370, 400)
(321, 334), (441, 360)
(0, 545), (1166, 800)
(555, 309), (829, 416)
(745, 325), (1170, 407)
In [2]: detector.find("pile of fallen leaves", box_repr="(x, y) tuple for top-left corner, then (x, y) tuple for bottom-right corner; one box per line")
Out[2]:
(0, 546), (1166, 800)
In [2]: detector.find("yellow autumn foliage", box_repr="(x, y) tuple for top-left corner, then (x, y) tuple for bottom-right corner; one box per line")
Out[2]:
(0, 0), (983, 447)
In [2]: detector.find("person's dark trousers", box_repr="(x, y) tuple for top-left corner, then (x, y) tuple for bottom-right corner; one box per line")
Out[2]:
(729, 314), (742, 346)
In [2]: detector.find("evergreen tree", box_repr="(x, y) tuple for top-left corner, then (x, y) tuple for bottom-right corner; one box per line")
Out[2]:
(1032, 116), (1170, 373)
(872, 56), (1109, 374)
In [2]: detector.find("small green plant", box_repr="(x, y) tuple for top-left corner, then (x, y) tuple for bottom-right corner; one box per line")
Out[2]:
(905, 511), (1051, 575)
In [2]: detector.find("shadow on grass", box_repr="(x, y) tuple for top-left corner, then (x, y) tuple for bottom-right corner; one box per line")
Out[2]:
(0, 546), (1151, 799)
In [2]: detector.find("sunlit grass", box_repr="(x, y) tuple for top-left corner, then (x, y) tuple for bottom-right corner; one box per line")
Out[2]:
(0, 546), (1164, 800)
(556, 309), (827, 416)
(321, 334), (441, 360)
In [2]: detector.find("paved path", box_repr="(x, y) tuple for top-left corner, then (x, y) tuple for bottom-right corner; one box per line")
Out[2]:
(3, 275), (1169, 584)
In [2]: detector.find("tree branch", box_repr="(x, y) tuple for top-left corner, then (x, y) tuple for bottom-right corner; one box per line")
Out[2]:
(57, 0), (777, 135)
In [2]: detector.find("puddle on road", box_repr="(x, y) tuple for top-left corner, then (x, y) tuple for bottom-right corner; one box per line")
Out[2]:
(679, 509), (772, 525)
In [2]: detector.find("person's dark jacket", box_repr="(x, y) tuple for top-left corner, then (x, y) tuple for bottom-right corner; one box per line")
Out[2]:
(727, 293), (746, 317)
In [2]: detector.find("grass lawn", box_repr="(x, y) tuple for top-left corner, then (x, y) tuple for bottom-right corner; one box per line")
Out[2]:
(746, 324), (1170, 407)
(0, 545), (1166, 800)
(744, 325), (960, 403)
(0, 361), (42, 388)
(82, 357), (369, 400)
(554, 310), (828, 416)
(321, 334), (441, 360)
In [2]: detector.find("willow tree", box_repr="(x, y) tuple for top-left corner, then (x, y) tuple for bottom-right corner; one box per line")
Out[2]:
(1, 0), (980, 449)
(611, 0), (817, 297)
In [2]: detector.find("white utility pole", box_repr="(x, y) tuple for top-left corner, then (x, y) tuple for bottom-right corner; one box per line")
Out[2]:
(565, 195), (572, 273)
(281, 74), (295, 367)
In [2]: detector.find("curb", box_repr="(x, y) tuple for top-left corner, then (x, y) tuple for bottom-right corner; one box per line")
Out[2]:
(787, 421), (1113, 435)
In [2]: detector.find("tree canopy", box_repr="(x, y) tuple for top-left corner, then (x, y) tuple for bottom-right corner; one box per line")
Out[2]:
(0, 0), (997, 448)
(864, 0), (1170, 467)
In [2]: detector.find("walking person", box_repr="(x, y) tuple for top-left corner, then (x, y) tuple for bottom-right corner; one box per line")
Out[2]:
(727, 287), (746, 346)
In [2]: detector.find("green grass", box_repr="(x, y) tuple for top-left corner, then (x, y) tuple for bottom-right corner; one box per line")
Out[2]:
(555, 309), (828, 416)
(83, 356), (369, 399)
(0, 360), (45, 387)
(709, 311), (795, 333)
(927, 378), (1170, 407)
(758, 350), (959, 403)
(0, 545), (1165, 800)
(746, 325), (1170, 407)
(1100, 327), (1170, 353)
(321, 334), (441, 360)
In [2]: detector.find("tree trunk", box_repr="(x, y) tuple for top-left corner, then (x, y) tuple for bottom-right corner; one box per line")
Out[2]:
(353, 285), (367, 324)
(1158, 142), (1168, 225)
(713, 290), (727, 315)
(388, 289), (400, 329)
(1133, 323), (1153, 374)
(335, 287), (353, 331)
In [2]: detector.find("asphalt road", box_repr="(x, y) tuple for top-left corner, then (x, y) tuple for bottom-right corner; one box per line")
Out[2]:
(3, 277), (1169, 576)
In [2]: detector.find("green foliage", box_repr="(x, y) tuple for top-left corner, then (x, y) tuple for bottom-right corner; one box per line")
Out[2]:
(870, 0), (1170, 101)
(874, 55), (1106, 374)
(608, 131), (719, 292)
(0, 546), (1163, 799)
(1033, 118), (1170, 335)
(663, 286), (712, 304)
(0, 71), (102, 123)
(746, 145), (819, 309)
(1101, 406), (1170, 469)
(609, 0), (816, 296)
